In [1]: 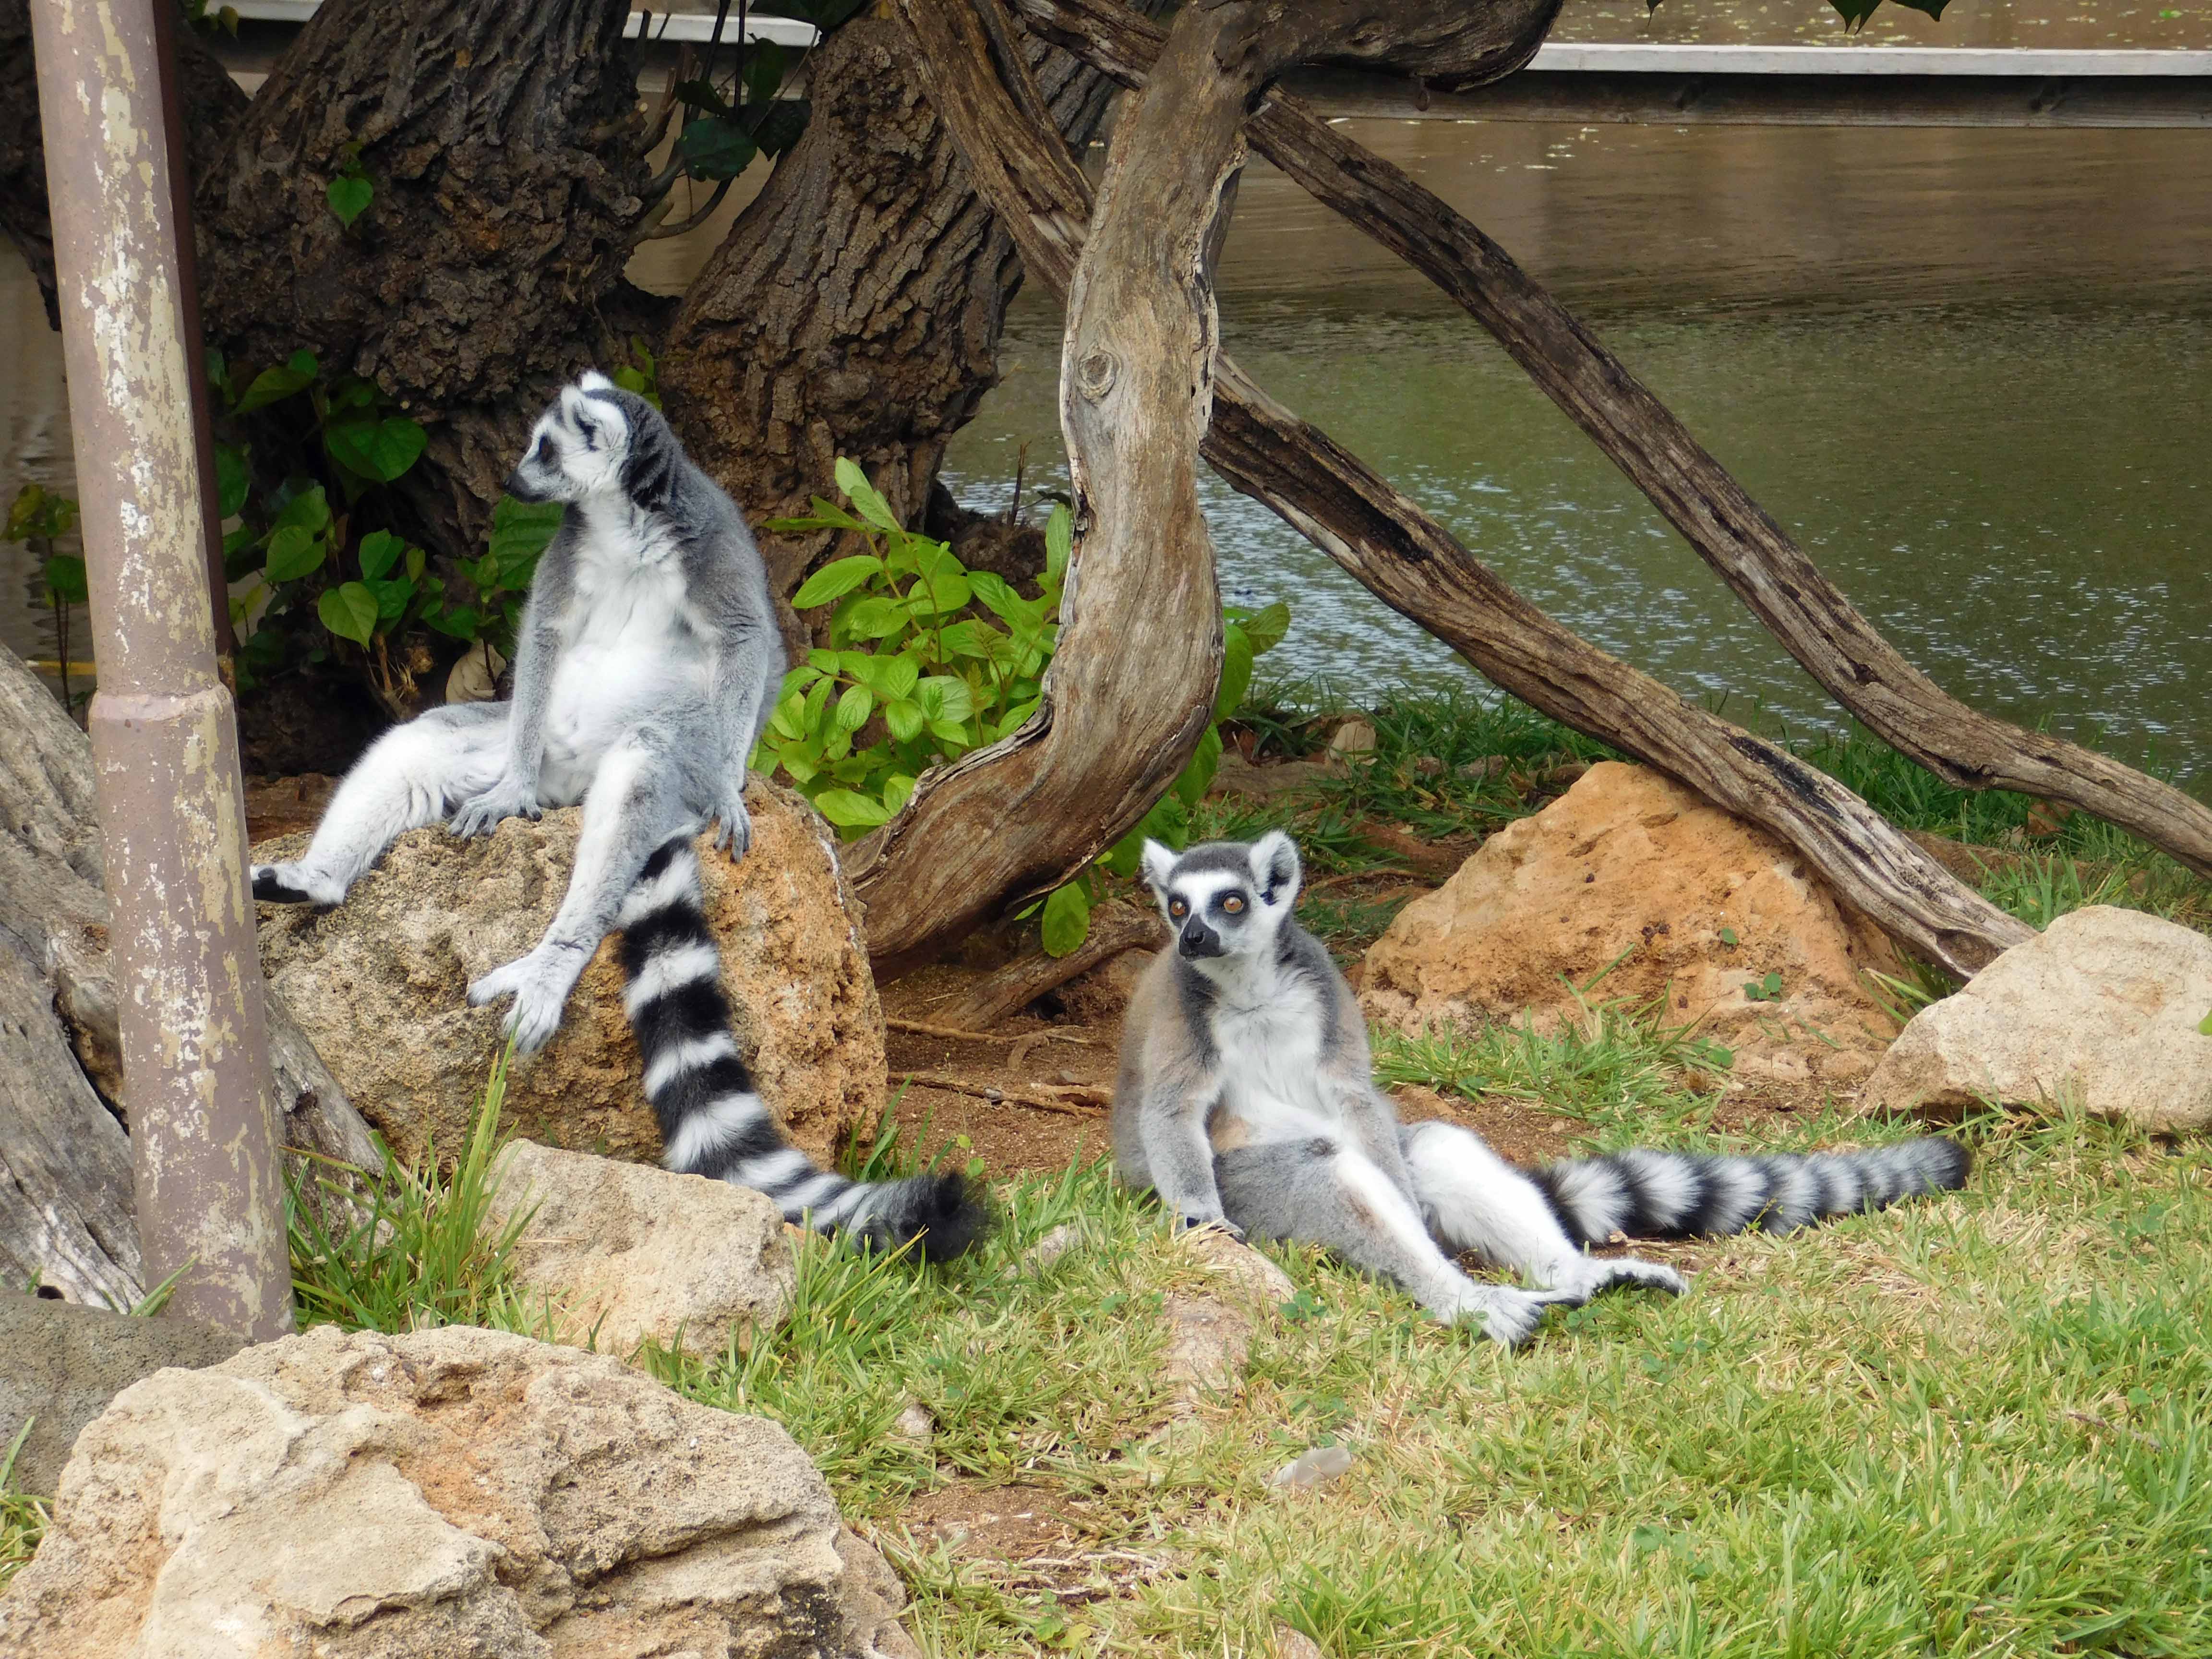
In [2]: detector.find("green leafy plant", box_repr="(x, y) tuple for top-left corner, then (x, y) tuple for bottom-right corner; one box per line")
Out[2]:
(182, 0), (238, 37)
(207, 348), (561, 712)
(1744, 969), (1786, 1003)
(760, 460), (1286, 953)
(3, 483), (85, 712)
(325, 142), (373, 228)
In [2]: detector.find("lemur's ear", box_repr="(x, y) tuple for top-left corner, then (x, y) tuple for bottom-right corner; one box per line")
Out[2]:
(577, 369), (616, 393)
(621, 420), (679, 514)
(1251, 830), (1301, 907)
(1139, 839), (1178, 899)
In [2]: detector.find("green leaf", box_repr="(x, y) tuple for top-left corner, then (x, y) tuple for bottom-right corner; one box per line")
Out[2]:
(1174, 723), (1223, 807)
(264, 524), (326, 583)
(326, 173), (374, 228)
(792, 554), (883, 609)
(673, 76), (732, 117)
(749, 98), (809, 157)
(213, 443), (251, 519)
(813, 789), (891, 830)
(884, 698), (925, 743)
(842, 596), (907, 640)
(1216, 624), (1254, 720)
(1234, 599), (1290, 656)
(909, 567), (971, 616)
(915, 676), (974, 724)
(679, 116), (758, 181)
(317, 581), (379, 646)
(743, 39), (787, 105)
(834, 457), (900, 532)
(234, 354), (318, 414)
(356, 529), (404, 580)
(834, 684), (875, 733)
(2199, 1007), (2212, 1037)
(324, 415), (427, 483)
(272, 483), (332, 535)
(427, 604), (481, 642)
(1718, 927), (1739, 948)
(882, 773), (917, 815)
(1044, 503), (1073, 583)
(364, 576), (413, 625)
(41, 553), (88, 605)
(1040, 881), (1092, 958)
(488, 495), (564, 579)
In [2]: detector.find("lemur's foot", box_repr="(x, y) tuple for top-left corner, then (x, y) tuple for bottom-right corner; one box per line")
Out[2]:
(1544, 1255), (1689, 1301)
(1439, 1283), (1583, 1348)
(467, 941), (589, 1054)
(251, 863), (344, 906)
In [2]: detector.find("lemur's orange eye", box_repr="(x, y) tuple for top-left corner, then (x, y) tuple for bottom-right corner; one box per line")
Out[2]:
(1223, 895), (1245, 914)
(1169, 899), (1187, 918)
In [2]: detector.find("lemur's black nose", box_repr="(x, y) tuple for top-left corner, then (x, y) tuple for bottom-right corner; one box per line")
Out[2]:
(1179, 918), (1222, 959)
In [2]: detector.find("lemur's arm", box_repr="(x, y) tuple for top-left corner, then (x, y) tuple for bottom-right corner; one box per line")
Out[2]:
(690, 540), (784, 856)
(450, 539), (572, 836)
(1139, 1066), (1232, 1230)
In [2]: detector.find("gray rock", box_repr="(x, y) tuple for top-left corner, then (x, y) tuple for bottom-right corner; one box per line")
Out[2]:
(0, 1322), (921, 1659)
(1860, 905), (2212, 1132)
(0, 1292), (245, 1496)
(486, 1139), (794, 1358)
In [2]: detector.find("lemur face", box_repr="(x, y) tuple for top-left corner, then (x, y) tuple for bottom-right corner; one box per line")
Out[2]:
(1140, 831), (1302, 965)
(505, 371), (634, 504)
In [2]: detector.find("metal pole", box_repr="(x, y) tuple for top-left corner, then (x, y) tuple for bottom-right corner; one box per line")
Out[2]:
(29, 0), (291, 1340)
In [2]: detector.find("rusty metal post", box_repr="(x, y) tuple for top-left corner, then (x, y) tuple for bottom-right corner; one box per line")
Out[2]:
(29, 0), (291, 1339)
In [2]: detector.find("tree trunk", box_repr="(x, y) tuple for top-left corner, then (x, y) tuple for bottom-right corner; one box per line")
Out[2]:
(661, 14), (1136, 623)
(1018, 0), (2212, 879)
(894, 0), (2033, 980)
(0, 646), (377, 1305)
(844, 0), (1563, 973)
(191, 0), (653, 561)
(0, 0), (246, 329)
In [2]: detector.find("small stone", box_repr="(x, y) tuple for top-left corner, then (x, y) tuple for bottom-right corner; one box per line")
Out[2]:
(1328, 719), (1378, 758)
(891, 1401), (936, 1446)
(1268, 1444), (1353, 1490)
(1412, 755), (1444, 777)
(1023, 1222), (1082, 1272)
(1274, 1626), (1331, 1659)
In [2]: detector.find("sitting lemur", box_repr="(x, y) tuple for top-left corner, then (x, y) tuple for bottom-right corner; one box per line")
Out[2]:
(255, 372), (985, 1261)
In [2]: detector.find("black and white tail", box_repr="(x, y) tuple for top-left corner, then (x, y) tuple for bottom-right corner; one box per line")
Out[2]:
(1530, 1138), (1971, 1247)
(615, 835), (988, 1262)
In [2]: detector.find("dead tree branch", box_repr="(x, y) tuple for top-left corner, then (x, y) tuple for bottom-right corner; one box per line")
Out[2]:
(895, 0), (2032, 977)
(1012, 0), (2212, 879)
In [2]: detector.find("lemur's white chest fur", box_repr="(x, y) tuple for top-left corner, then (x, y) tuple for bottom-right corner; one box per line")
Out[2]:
(1200, 951), (1342, 1152)
(541, 501), (710, 802)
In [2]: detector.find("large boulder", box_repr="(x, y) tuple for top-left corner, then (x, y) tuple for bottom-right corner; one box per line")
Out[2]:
(1860, 905), (2212, 1132)
(1360, 762), (1904, 1087)
(487, 1139), (795, 1357)
(256, 778), (885, 1171)
(0, 1323), (920, 1659)
(0, 1293), (246, 1496)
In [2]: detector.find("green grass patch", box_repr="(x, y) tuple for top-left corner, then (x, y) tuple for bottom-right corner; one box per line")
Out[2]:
(0, 1421), (48, 1596)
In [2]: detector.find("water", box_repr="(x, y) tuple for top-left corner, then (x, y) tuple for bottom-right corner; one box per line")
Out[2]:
(6, 108), (2208, 780)
(938, 120), (2212, 781)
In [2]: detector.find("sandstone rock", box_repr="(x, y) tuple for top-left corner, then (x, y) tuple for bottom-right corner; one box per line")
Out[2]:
(0, 1293), (245, 1495)
(1360, 762), (1903, 1085)
(257, 777), (884, 1172)
(486, 1140), (794, 1358)
(1158, 1228), (1299, 1416)
(1860, 906), (2212, 1132)
(0, 1323), (920, 1659)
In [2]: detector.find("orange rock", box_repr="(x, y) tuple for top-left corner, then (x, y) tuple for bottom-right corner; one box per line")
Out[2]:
(1360, 762), (1903, 1085)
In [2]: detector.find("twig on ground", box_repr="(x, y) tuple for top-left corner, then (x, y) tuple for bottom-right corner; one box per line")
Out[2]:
(2067, 1409), (2167, 1452)
(886, 1016), (1099, 1046)
(894, 1070), (1111, 1117)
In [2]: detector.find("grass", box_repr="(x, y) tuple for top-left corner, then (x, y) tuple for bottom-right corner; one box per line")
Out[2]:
(0, 1422), (48, 1597)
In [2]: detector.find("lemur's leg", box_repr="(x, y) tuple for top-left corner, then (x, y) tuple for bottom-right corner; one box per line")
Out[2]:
(1400, 1120), (1687, 1299)
(467, 727), (693, 1053)
(1215, 1137), (1582, 1347)
(252, 703), (509, 905)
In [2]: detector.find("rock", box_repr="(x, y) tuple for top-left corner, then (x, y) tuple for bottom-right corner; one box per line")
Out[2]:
(1360, 762), (1903, 1086)
(0, 1293), (246, 1496)
(1274, 1625), (1332, 1659)
(486, 1140), (793, 1358)
(1022, 1222), (1083, 1273)
(1328, 719), (1378, 759)
(890, 1402), (936, 1447)
(1178, 1224), (1298, 1306)
(1207, 751), (1342, 801)
(1158, 1228), (1297, 1416)
(1860, 906), (2212, 1132)
(0, 1323), (920, 1659)
(256, 776), (885, 1172)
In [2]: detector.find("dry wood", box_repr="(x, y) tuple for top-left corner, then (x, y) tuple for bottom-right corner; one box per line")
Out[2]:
(886, 1016), (1100, 1046)
(930, 901), (1166, 1030)
(897, 0), (2032, 977)
(1013, 0), (2212, 880)
(895, 1071), (1111, 1116)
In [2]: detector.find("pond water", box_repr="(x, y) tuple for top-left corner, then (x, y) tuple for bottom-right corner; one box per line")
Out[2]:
(6, 108), (2208, 782)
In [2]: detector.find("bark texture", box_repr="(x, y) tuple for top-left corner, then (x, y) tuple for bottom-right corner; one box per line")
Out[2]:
(899, 0), (2032, 978)
(1018, 0), (2212, 880)
(0, 648), (375, 1307)
(192, 0), (650, 558)
(661, 15), (1133, 613)
(846, 0), (1560, 972)
(0, 0), (246, 328)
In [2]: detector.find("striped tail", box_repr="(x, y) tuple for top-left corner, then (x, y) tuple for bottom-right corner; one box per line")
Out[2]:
(614, 834), (987, 1262)
(1530, 1137), (1971, 1247)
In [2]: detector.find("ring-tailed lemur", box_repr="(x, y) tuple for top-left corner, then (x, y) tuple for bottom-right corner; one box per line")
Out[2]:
(253, 371), (985, 1259)
(1116, 832), (1970, 1346)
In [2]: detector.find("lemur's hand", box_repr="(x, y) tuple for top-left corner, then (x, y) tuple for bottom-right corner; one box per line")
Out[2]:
(1174, 1211), (1245, 1242)
(709, 779), (752, 857)
(449, 773), (541, 839)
